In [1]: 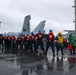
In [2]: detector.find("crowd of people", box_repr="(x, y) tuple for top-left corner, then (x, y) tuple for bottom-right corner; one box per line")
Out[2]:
(0, 29), (76, 57)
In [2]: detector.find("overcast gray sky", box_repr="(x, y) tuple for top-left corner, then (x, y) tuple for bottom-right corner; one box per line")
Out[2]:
(0, 0), (74, 35)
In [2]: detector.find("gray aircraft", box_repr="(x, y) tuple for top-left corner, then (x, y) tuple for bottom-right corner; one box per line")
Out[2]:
(7, 15), (46, 36)
(22, 15), (46, 34)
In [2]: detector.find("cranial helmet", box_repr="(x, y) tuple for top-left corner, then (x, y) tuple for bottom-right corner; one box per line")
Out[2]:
(49, 29), (52, 32)
(31, 32), (33, 34)
(38, 30), (41, 33)
(58, 32), (62, 34)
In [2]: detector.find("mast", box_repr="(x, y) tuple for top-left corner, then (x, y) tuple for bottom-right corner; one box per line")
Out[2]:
(72, 0), (76, 39)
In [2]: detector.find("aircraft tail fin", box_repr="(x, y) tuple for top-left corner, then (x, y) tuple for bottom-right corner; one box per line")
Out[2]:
(33, 20), (46, 33)
(22, 15), (31, 33)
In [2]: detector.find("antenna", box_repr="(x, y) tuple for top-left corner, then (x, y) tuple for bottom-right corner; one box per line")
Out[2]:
(72, 0), (76, 39)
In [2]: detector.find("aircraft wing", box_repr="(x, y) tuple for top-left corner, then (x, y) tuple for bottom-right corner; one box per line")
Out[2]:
(33, 20), (46, 33)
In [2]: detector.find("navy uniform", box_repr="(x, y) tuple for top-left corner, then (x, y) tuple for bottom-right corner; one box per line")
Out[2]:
(0, 34), (4, 53)
(21, 35), (25, 50)
(25, 34), (30, 51)
(4, 35), (8, 53)
(16, 36), (22, 50)
(35, 31), (45, 54)
(55, 32), (64, 56)
(11, 35), (16, 53)
(46, 30), (55, 57)
(7, 35), (12, 52)
(30, 32), (36, 52)
(68, 33), (76, 54)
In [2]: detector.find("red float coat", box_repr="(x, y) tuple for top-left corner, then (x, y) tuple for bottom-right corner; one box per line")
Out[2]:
(48, 32), (54, 41)
(7, 36), (11, 41)
(30, 34), (35, 41)
(26, 35), (30, 41)
(37, 33), (43, 40)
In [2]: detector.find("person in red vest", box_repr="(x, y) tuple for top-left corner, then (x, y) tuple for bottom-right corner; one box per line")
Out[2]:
(11, 35), (16, 53)
(0, 34), (4, 53)
(45, 29), (55, 57)
(30, 32), (36, 53)
(20, 34), (25, 50)
(4, 34), (8, 53)
(16, 35), (21, 50)
(25, 33), (30, 52)
(35, 31), (45, 54)
(7, 35), (12, 52)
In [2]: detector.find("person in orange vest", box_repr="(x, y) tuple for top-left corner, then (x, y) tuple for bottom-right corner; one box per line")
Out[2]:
(30, 32), (36, 53)
(45, 29), (55, 57)
(35, 31), (45, 54)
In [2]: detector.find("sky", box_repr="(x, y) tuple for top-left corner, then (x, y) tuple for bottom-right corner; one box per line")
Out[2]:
(0, 0), (75, 35)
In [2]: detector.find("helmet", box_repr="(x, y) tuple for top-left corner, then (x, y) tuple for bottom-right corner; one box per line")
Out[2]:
(18, 33), (21, 36)
(26, 32), (29, 35)
(3, 34), (5, 36)
(38, 30), (41, 33)
(21, 32), (25, 35)
(58, 32), (62, 34)
(12, 34), (14, 36)
(69, 32), (73, 36)
(49, 29), (52, 32)
(0, 34), (3, 36)
(31, 32), (33, 34)
(70, 32), (73, 35)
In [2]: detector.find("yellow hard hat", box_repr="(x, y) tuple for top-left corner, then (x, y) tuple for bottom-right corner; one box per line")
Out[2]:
(58, 32), (62, 34)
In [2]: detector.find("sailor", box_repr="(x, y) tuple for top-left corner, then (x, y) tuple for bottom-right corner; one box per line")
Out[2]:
(25, 33), (30, 52)
(7, 35), (12, 52)
(45, 29), (55, 57)
(0, 34), (4, 53)
(55, 32), (64, 56)
(11, 35), (16, 53)
(30, 32), (36, 53)
(4, 34), (8, 52)
(21, 34), (25, 50)
(68, 32), (76, 54)
(16, 34), (22, 50)
(35, 30), (45, 54)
